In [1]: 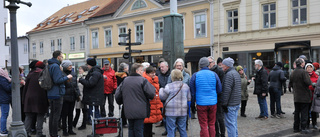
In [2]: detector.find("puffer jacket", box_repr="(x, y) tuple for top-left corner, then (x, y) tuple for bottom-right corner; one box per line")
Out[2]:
(79, 66), (105, 106)
(62, 69), (80, 102)
(221, 67), (241, 106)
(47, 58), (68, 99)
(240, 73), (249, 101)
(103, 67), (117, 94)
(143, 73), (163, 123)
(268, 65), (286, 90)
(0, 76), (11, 104)
(308, 71), (318, 100)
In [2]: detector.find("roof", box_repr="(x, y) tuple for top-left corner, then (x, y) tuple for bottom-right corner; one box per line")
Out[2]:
(90, 0), (125, 18)
(28, 0), (116, 33)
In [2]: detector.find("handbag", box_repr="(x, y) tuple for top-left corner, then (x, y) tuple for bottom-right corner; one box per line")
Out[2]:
(162, 83), (184, 118)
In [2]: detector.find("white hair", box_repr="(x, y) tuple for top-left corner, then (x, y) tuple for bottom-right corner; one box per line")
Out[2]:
(207, 56), (215, 63)
(141, 62), (150, 70)
(173, 58), (185, 68)
(160, 61), (169, 67)
(254, 59), (263, 66)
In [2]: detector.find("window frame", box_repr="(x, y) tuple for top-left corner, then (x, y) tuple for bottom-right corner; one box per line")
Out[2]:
(227, 9), (239, 33)
(154, 19), (164, 42)
(70, 36), (75, 51)
(57, 38), (62, 51)
(194, 12), (207, 38)
(291, 0), (307, 25)
(40, 42), (43, 55)
(91, 30), (99, 49)
(135, 23), (144, 43)
(104, 28), (112, 47)
(118, 26), (127, 43)
(80, 35), (85, 50)
(132, 0), (147, 10)
(32, 43), (36, 58)
(50, 40), (55, 53)
(262, 3), (276, 29)
(23, 43), (28, 54)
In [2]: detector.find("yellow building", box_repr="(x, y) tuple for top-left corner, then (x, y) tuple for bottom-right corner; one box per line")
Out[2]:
(86, 0), (213, 71)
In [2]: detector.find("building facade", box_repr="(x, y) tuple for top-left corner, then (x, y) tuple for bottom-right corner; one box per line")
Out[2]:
(0, 2), (8, 68)
(213, 0), (320, 76)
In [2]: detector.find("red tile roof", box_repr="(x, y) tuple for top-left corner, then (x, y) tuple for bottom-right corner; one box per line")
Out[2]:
(90, 0), (125, 18)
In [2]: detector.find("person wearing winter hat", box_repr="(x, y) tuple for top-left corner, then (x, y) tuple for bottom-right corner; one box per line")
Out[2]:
(29, 60), (39, 73)
(217, 57), (223, 68)
(312, 62), (320, 76)
(236, 65), (251, 117)
(35, 61), (45, 69)
(189, 57), (222, 137)
(86, 58), (97, 67)
(305, 63), (319, 129)
(221, 57), (241, 137)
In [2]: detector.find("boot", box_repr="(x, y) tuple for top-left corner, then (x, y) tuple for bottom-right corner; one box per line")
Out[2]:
(68, 130), (76, 135)
(78, 124), (86, 130)
(63, 129), (69, 136)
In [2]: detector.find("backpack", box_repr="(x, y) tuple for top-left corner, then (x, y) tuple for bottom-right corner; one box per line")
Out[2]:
(39, 65), (53, 90)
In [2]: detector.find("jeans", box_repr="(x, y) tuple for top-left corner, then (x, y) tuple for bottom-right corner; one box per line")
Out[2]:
(257, 95), (268, 117)
(224, 105), (240, 137)
(197, 105), (217, 137)
(49, 98), (63, 136)
(89, 105), (100, 119)
(269, 87), (282, 115)
(294, 102), (309, 130)
(61, 101), (75, 131)
(100, 94), (114, 117)
(166, 116), (187, 137)
(128, 119), (144, 137)
(0, 104), (9, 132)
(25, 113), (45, 136)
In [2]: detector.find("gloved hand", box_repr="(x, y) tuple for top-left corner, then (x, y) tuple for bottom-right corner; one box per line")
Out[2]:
(222, 105), (228, 113)
(187, 101), (191, 118)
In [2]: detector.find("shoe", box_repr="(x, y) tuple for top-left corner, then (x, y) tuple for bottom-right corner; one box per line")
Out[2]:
(155, 122), (163, 127)
(152, 132), (155, 135)
(260, 116), (268, 120)
(255, 115), (263, 119)
(78, 125), (86, 130)
(294, 129), (300, 133)
(37, 134), (46, 137)
(313, 125), (318, 129)
(161, 131), (167, 136)
(68, 130), (76, 135)
(0, 130), (8, 136)
(270, 114), (276, 118)
(241, 114), (247, 117)
(281, 111), (286, 114)
(301, 129), (310, 134)
(63, 131), (69, 136)
(276, 114), (286, 119)
(123, 124), (128, 128)
(191, 113), (197, 119)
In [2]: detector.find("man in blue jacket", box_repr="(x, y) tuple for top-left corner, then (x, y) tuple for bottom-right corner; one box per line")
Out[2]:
(47, 50), (72, 137)
(190, 57), (222, 137)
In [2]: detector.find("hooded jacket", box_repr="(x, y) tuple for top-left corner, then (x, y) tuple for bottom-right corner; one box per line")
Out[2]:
(102, 67), (117, 94)
(47, 58), (69, 99)
(143, 73), (163, 123)
(268, 65), (287, 90)
(79, 66), (105, 106)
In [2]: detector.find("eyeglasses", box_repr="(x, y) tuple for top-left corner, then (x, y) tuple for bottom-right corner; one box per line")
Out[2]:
(209, 61), (214, 64)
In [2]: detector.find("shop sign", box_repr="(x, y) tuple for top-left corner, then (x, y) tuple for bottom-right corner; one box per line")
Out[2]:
(123, 53), (129, 59)
(69, 52), (85, 59)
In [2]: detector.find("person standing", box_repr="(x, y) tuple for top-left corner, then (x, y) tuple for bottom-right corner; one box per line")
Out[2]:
(47, 50), (73, 137)
(115, 63), (129, 127)
(208, 56), (225, 137)
(101, 60), (117, 117)
(160, 69), (191, 137)
(289, 58), (312, 134)
(236, 65), (251, 117)
(190, 57), (222, 137)
(156, 61), (170, 128)
(268, 62), (287, 118)
(221, 57), (241, 137)
(143, 66), (163, 137)
(305, 63), (318, 129)
(115, 63), (155, 137)
(253, 59), (269, 120)
(0, 69), (11, 136)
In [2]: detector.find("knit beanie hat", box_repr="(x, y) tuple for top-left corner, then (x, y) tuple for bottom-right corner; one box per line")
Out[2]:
(29, 60), (39, 70)
(199, 57), (209, 68)
(305, 63), (314, 70)
(236, 65), (243, 72)
(61, 60), (72, 69)
(35, 61), (45, 69)
(86, 58), (96, 66)
(276, 62), (283, 68)
(313, 62), (320, 70)
(222, 57), (234, 68)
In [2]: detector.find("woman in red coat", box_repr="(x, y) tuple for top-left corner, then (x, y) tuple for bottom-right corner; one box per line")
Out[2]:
(143, 66), (163, 137)
(306, 63), (319, 129)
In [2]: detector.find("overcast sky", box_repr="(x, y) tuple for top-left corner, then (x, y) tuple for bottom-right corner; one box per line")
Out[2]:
(5, 0), (87, 37)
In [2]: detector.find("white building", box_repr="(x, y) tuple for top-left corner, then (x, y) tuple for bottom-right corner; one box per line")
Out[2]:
(0, 2), (9, 68)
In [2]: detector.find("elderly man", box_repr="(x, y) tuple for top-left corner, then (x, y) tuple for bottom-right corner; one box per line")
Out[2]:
(221, 57), (241, 137)
(208, 56), (225, 137)
(289, 58), (312, 134)
(190, 57), (222, 137)
(101, 60), (117, 117)
(253, 59), (269, 120)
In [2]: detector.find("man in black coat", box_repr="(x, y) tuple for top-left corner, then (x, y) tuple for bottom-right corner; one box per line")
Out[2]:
(208, 56), (225, 137)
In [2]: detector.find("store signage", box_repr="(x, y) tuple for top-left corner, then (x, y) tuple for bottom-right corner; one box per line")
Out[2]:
(123, 53), (129, 59)
(69, 52), (85, 59)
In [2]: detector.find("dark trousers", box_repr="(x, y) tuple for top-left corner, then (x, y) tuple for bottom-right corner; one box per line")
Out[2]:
(49, 98), (63, 136)
(241, 100), (247, 115)
(128, 119), (144, 137)
(121, 105), (127, 125)
(73, 106), (88, 127)
(294, 102), (309, 131)
(308, 102), (318, 127)
(100, 94), (114, 117)
(25, 113), (45, 136)
(61, 101), (75, 131)
(269, 87), (282, 115)
(215, 102), (225, 137)
(143, 123), (153, 137)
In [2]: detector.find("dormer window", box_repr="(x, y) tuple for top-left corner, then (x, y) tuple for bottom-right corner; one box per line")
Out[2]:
(132, 0), (147, 10)
(39, 23), (43, 27)
(47, 22), (50, 25)
(89, 6), (98, 12)
(58, 19), (62, 23)
(78, 15), (82, 18)
(65, 17), (69, 21)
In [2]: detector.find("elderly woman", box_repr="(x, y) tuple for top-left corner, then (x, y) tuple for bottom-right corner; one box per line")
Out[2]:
(236, 65), (251, 117)
(0, 69), (11, 136)
(160, 69), (191, 137)
(167, 58), (190, 86)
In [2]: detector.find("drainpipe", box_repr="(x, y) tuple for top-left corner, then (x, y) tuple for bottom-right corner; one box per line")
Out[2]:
(218, 0), (220, 57)
(208, 0), (214, 56)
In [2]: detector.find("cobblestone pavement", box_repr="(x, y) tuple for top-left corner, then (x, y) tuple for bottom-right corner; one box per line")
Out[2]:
(4, 86), (320, 137)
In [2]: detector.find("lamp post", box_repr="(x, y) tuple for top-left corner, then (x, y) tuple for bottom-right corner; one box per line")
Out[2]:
(5, 0), (31, 136)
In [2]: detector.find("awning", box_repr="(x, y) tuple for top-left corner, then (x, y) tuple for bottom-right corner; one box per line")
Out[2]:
(274, 40), (310, 51)
(185, 48), (210, 62)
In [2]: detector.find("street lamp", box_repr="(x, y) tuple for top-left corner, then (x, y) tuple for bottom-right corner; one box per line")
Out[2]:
(5, 0), (31, 136)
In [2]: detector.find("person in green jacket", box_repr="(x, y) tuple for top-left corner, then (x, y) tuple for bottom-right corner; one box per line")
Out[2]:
(236, 65), (251, 117)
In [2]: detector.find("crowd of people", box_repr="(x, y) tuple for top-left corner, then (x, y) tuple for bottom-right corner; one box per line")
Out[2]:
(1, 50), (320, 137)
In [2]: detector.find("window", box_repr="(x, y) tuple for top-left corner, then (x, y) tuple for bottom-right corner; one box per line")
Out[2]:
(262, 3), (276, 28)
(92, 31), (99, 49)
(70, 37), (75, 51)
(51, 40), (55, 53)
(23, 44), (28, 54)
(119, 27), (127, 43)
(104, 29), (112, 47)
(132, 0), (147, 10)
(57, 39), (62, 51)
(195, 14), (206, 37)
(154, 21), (163, 42)
(40, 42), (43, 54)
(292, 0), (307, 25)
(80, 35), (85, 50)
(32, 43), (36, 58)
(227, 9), (238, 32)
(135, 24), (144, 43)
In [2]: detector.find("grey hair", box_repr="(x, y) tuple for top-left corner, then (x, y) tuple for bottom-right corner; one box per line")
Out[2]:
(173, 58), (185, 68)
(254, 59), (263, 66)
(141, 62), (150, 70)
(160, 61), (169, 67)
(171, 69), (183, 82)
(119, 62), (129, 71)
(207, 56), (215, 63)
(295, 58), (305, 67)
